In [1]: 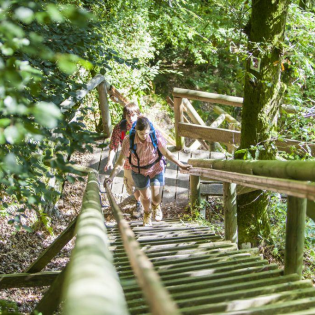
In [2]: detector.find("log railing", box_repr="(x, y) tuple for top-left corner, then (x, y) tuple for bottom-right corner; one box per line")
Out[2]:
(188, 158), (315, 278)
(31, 167), (129, 315)
(104, 182), (180, 315)
(61, 170), (129, 315)
(173, 87), (315, 155)
(59, 74), (126, 137)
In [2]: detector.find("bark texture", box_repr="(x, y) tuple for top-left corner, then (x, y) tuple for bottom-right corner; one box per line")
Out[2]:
(237, 0), (291, 247)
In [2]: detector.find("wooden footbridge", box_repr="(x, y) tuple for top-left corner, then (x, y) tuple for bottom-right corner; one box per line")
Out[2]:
(1, 75), (315, 314)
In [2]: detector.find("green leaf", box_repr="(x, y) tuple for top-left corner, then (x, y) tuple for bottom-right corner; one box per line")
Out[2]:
(0, 132), (5, 145)
(14, 7), (35, 24)
(66, 175), (76, 183)
(46, 4), (64, 23)
(22, 225), (33, 233)
(1, 21), (25, 38)
(33, 102), (62, 129)
(4, 125), (24, 144)
(0, 118), (11, 128)
(56, 53), (79, 74)
(4, 153), (22, 173)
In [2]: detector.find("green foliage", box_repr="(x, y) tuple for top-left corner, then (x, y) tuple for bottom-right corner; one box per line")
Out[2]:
(2, 0), (315, 233)
(186, 198), (224, 237)
(268, 194), (315, 280)
(0, 299), (19, 315)
(0, 0), (104, 230)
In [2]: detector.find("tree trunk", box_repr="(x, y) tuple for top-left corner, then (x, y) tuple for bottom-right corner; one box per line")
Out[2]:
(237, 0), (291, 247)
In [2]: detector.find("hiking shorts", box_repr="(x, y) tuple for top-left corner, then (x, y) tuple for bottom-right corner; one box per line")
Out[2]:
(124, 169), (136, 195)
(132, 171), (165, 190)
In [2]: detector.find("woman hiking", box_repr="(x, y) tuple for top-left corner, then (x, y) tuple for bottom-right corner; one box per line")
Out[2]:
(105, 116), (191, 226)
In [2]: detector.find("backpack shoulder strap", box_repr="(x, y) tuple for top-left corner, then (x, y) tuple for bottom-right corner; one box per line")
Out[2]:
(149, 121), (158, 149)
(129, 122), (137, 153)
(129, 121), (141, 172)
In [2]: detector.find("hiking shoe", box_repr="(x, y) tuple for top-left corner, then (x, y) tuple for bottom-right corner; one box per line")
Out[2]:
(133, 201), (143, 219)
(152, 204), (163, 222)
(143, 212), (152, 227)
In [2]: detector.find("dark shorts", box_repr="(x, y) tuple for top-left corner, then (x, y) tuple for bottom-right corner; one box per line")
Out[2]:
(132, 171), (165, 190)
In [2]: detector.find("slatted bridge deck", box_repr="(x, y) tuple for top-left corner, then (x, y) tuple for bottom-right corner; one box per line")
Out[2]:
(108, 219), (315, 315)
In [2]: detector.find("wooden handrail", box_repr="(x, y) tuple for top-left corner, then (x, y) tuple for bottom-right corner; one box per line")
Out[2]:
(173, 88), (243, 107)
(188, 166), (315, 201)
(178, 121), (315, 155)
(172, 90), (315, 155)
(187, 158), (313, 278)
(188, 158), (315, 220)
(179, 122), (240, 145)
(188, 159), (315, 182)
(104, 182), (181, 315)
(62, 172), (129, 315)
(60, 74), (107, 112)
(59, 74), (113, 136)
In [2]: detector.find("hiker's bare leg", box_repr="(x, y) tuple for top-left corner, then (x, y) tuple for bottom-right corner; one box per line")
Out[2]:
(134, 189), (140, 201)
(151, 185), (163, 207)
(124, 169), (140, 202)
(139, 187), (151, 213)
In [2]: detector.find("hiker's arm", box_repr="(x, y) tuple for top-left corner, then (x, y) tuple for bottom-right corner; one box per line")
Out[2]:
(105, 152), (125, 184)
(105, 136), (129, 184)
(104, 124), (121, 171)
(159, 145), (192, 171)
(104, 150), (116, 171)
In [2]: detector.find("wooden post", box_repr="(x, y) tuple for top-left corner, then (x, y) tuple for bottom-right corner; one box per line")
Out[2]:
(284, 196), (306, 278)
(223, 182), (237, 243)
(25, 218), (77, 273)
(174, 97), (184, 150)
(97, 81), (112, 137)
(33, 269), (67, 315)
(307, 199), (315, 222)
(190, 175), (201, 214)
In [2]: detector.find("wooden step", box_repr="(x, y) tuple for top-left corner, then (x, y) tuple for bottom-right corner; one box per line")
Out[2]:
(107, 219), (315, 315)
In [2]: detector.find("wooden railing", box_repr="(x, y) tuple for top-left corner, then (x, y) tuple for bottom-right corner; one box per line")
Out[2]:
(171, 87), (315, 279)
(61, 170), (129, 315)
(15, 166), (129, 315)
(173, 87), (315, 155)
(104, 182), (180, 315)
(188, 158), (315, 279)
(59, 74), (127, 137)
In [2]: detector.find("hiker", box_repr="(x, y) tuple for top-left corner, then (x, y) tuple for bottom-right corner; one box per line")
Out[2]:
(104, 102), (143, 218)
(105, 116), (192, 226)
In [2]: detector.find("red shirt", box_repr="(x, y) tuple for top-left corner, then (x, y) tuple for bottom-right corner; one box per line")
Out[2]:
(121, 130), (166, 178)
(109, 120), (132, 170)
